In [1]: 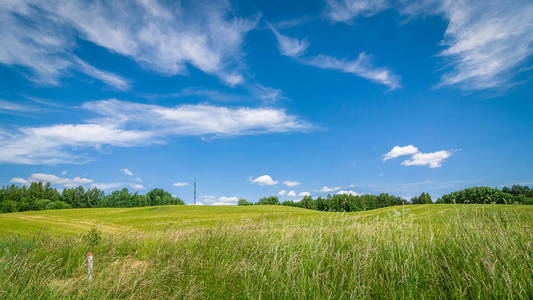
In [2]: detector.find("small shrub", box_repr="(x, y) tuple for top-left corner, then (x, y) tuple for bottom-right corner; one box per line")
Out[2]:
(83, 227), (102, 246)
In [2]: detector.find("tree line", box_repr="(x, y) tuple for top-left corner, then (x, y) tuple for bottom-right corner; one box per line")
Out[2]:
(436, 185), (533, 205)
(2, 182), (531, 214)
(0, 182), (183, 213)
(239, 193), (407, 212)
(238, 185), (533, 212)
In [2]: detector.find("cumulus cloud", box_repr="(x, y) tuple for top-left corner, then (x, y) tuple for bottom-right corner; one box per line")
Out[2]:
(0, 99), (309, 164)
(336, 190), (359, 196)
(251, 175), (278, 186)
(10, 173), (93, 187)
(268, 23), (308, 57)
(278, 190), (287, 196)
(122, 168), (134, 176)
(325, 0), (533, 90)
(0, 0), (257, 87)
(319, 186), (341, 192)
(383, 145), (453, 168)
(173, 182), (189, 187)
(131, 184), (144, 190)
(283, 180), (300, 187)
(382, 145), (419, 161)
(401, 150), (452, 168)
(287, 190), (297, 197)
(298, 191), (311, 197)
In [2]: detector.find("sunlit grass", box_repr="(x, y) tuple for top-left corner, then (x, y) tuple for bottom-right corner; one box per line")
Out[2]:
(0, 204), (532, 298)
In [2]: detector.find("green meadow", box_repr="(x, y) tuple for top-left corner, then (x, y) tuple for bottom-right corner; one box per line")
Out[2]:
(1, 204), (532, 299)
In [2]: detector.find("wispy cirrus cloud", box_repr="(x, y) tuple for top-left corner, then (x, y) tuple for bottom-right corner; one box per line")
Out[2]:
(325, 0), (533, 90)
(269, 25), (400, 89)
(302, 53), (401, 89)
(268, 23), (309, 57)
(0, 99), (310, 165)
(0, 0), (257, 88)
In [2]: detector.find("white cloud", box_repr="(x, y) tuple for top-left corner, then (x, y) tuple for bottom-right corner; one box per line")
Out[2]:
(383, 145), (419, 161)
(268, 23), (309, 57)
(0, 3), (129, 90)
(325, 0), (533, 90)
(173, 182), (189, 187)
(61, 170), (67, 175)
(202, 195), (238, 205)
(9, 172), (139, 190)
(319, 186), (341, 192)
(0, 99), (309, 164)
(251, 175), (278, 186)
(218, 196), (239, 203)
(401, 150), (452, 168)
(287, 190), (297, 197)
(0, 100), (36, 112)
(283, 180), (300, 187)
(298, 191), (311, 197)
(336, 190), (359, 196)
(326, 0), (389, 22)
(278, 190), (287, 196)
(302, 53), (400, 89)
(91, 183), (120, 190)
(435, 0), (533, 90)
(10, 173), (93, 187)
(122, 168), (134, 176)
(0, 0), (258, 87)
(383, 145), (453, 168)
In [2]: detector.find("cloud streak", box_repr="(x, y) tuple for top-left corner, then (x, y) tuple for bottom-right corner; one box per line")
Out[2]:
(0, 0), (257, 88)
(0, 99), (310, 164)
(269, 26), (400, 89)
(325, 0), (533, 90)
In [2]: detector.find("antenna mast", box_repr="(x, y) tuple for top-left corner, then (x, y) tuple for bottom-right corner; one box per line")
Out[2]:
(193, 177), (197, 205)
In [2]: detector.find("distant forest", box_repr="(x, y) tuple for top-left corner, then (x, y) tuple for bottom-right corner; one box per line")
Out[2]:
(239, 185), (533, 212)
(1, 182), (532, 213)
(0, 182), (183, 213)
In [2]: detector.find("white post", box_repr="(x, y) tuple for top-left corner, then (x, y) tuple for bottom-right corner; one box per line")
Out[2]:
(87, 253), (93, 282)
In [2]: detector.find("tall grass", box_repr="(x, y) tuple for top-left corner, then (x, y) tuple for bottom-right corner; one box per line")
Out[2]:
(0, 205), (532, 299)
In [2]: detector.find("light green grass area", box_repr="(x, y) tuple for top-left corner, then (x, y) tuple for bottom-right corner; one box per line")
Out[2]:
(1, 204), (532, 299)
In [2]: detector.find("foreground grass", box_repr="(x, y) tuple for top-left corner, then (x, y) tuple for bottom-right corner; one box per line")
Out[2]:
(0, 204), (532, 299)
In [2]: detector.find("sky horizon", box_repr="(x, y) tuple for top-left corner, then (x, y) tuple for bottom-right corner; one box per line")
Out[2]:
(1, 0), (532, 204)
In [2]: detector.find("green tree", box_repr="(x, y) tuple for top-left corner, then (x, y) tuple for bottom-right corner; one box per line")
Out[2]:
(238, 198), (252, 206)
(258, 196), (279, 205)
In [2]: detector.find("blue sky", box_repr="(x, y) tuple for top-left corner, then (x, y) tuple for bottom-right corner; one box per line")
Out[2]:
(1, 0), (532, 204)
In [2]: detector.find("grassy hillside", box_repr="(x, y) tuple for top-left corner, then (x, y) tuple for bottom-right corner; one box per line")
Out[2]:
(1, 204), (532, 298)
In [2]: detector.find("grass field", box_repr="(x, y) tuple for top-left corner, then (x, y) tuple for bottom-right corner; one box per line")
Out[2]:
(1, 204), (532, 299)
